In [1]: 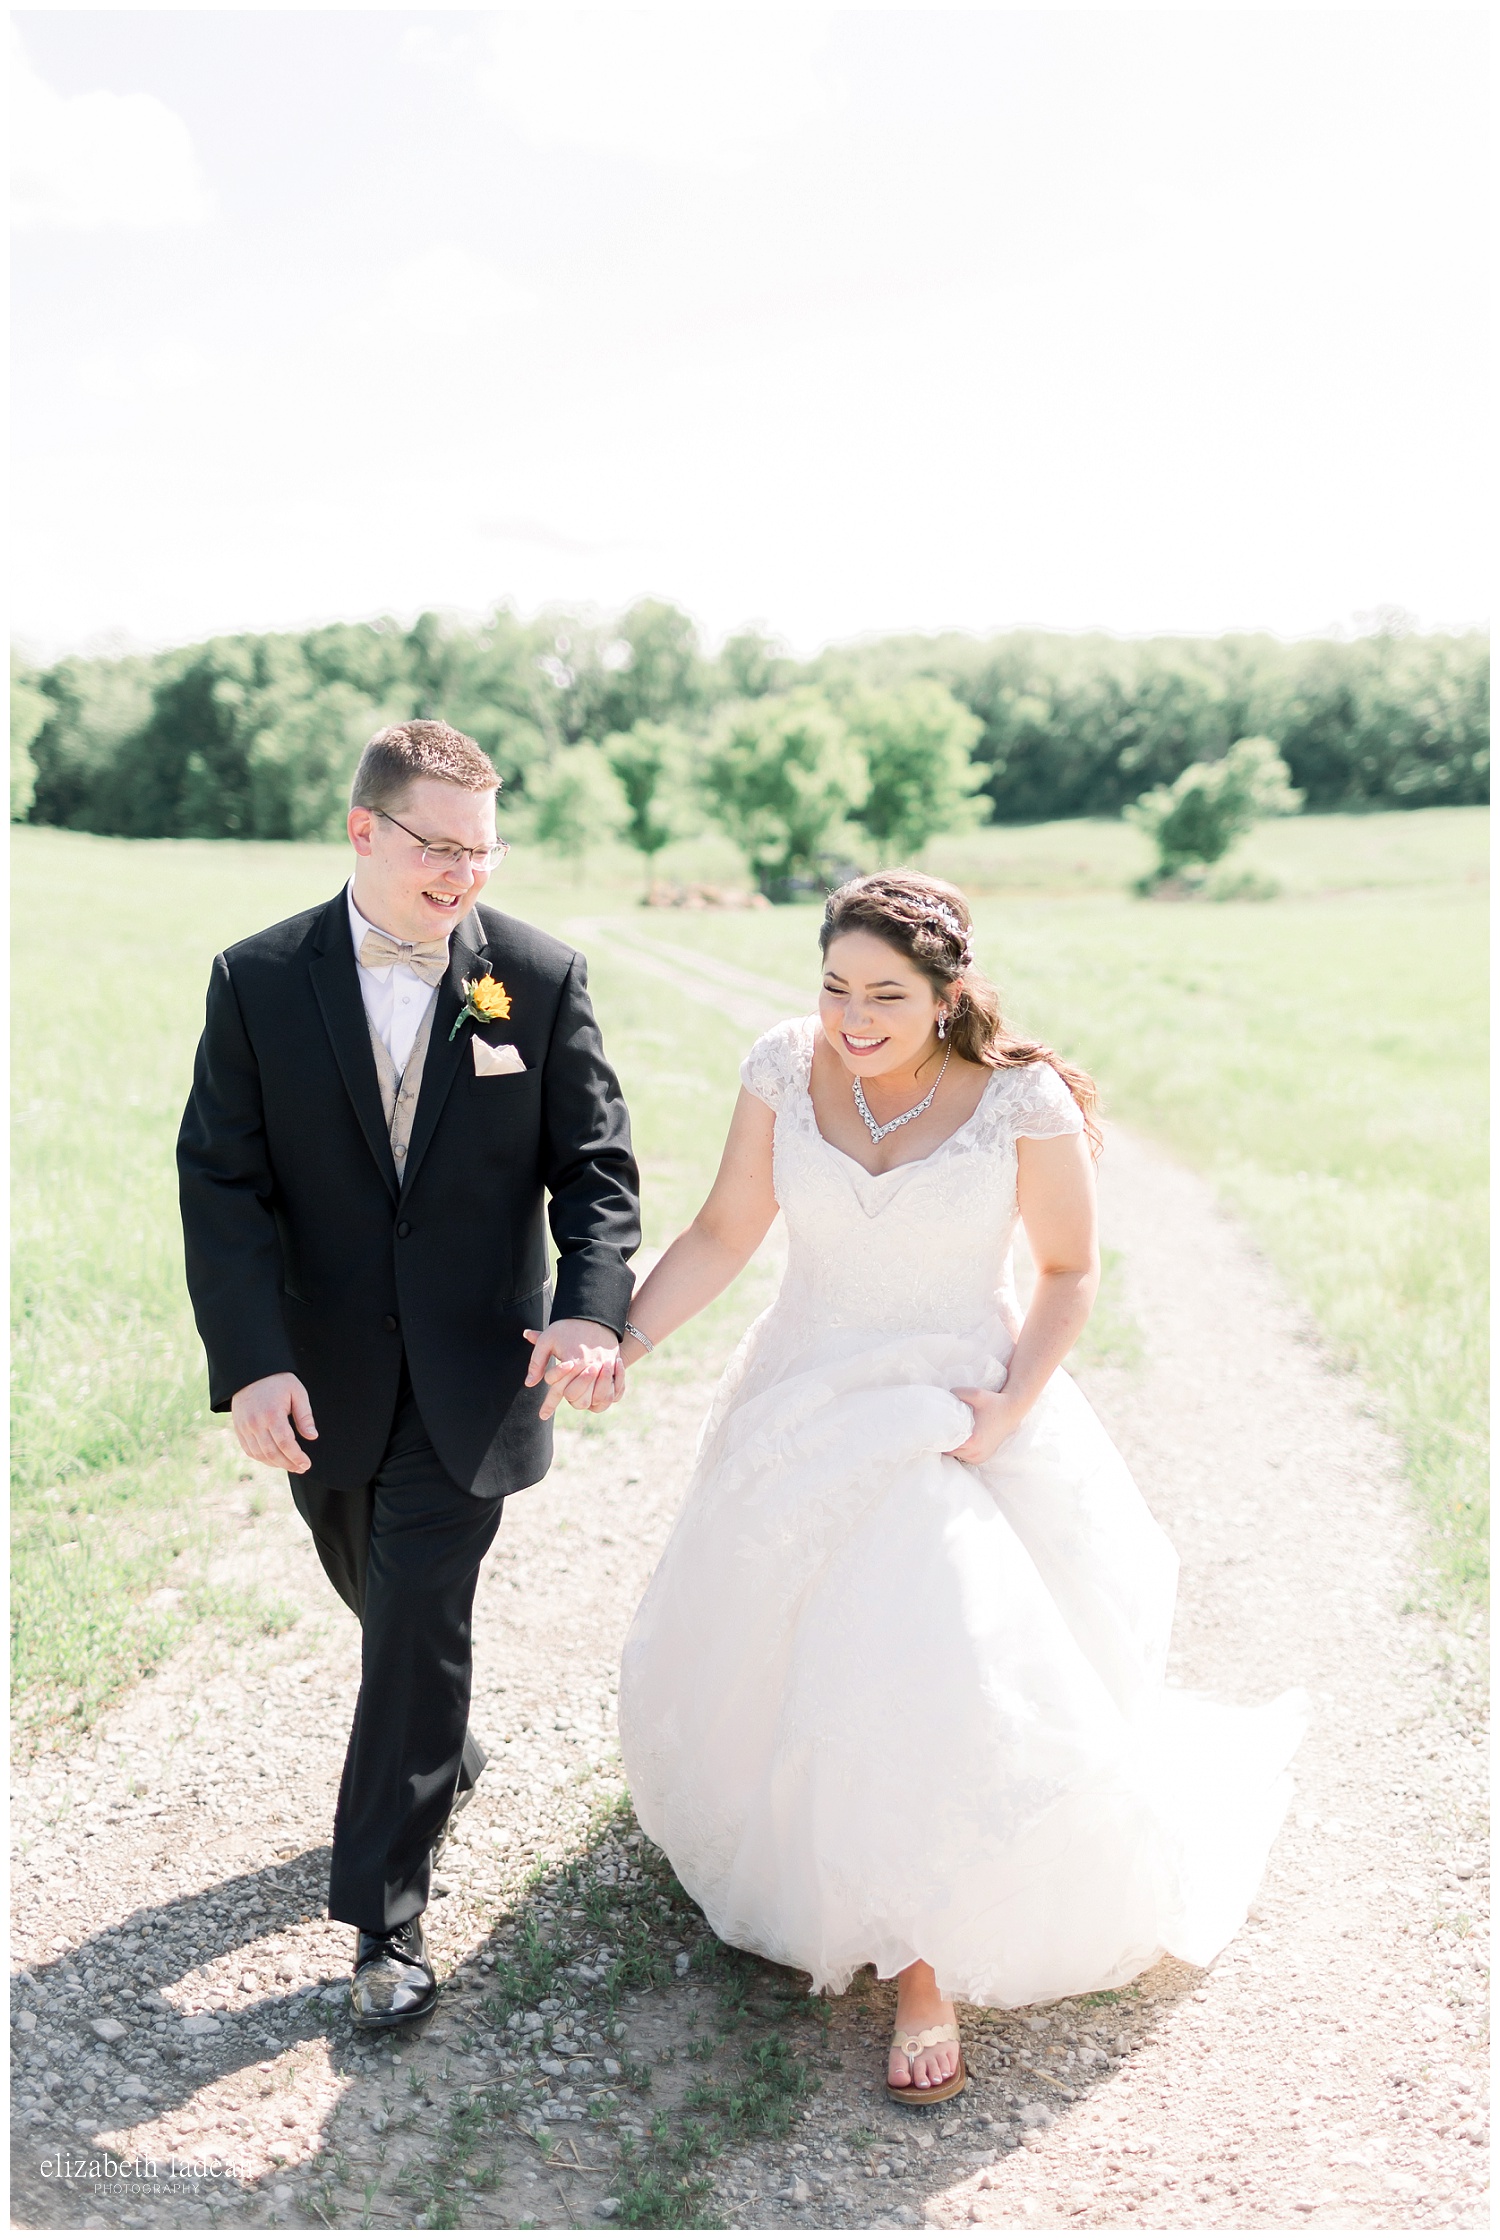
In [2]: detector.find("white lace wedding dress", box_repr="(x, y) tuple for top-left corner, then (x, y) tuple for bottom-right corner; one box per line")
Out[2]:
(617, 1017), (1306, 2008)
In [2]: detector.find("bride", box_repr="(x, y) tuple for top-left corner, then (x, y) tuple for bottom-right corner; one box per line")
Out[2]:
(612, 871), (1305, 2105)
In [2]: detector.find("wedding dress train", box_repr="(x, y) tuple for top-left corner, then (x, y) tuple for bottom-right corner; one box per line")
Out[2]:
(618, 1018), (1306, 2007)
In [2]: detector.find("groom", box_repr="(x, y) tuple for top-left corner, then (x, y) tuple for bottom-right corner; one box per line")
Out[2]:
(178, 719), (640, 2024)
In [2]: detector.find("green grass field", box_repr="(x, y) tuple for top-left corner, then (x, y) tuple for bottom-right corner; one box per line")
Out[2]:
(11, 805), (1487, 1734)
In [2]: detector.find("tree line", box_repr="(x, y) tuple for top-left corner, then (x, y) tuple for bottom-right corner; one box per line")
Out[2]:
(11, 603), (1488, 892)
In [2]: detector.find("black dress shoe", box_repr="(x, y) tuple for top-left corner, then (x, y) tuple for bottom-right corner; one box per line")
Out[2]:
(350, 1917), (438, 2029)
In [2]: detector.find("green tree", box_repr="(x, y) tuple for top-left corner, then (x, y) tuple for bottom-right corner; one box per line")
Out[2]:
(527, 744), (628, 877)
(245, 681), (383, 840)
(302, 617), (415, 703)
(1126, 735), (1303, 885)
(10, 654), (49, 821)
(842, 679), (988, 858)
(713, 628), (794, 701)
(551, 599), (706, 744)
(143, 634), (324, 838)
(25, 652), (161, 830)
(611, 599), (705, 727)
(701, 692), (866, 896)
(603, 719), (696, 889)
(12, 614), (1487, 842)
(404, 605), (555, 796)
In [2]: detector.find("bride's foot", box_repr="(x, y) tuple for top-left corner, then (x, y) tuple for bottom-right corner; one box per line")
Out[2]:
(887, 1961), (964, 2099)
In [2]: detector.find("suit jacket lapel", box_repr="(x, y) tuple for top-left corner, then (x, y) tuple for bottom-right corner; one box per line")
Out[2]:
(399, 907), (490, 1202)
(308, 892), (400, 1202)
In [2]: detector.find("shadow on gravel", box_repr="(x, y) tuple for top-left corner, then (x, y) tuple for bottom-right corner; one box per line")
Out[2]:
(12, 1846), (349, 2226)
(12, 1813), (1202, 2232)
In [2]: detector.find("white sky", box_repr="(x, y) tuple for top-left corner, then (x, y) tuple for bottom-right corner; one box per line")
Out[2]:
(10, 6), (1490, 661)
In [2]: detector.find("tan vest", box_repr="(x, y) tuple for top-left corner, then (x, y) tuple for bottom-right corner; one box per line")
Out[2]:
(366, 997), (439, 1184)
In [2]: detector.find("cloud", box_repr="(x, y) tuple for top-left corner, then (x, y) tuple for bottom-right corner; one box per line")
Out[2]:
(478, 10), (838, 172)
(10, 29), (214, 231)
(474, 517), (635, 557)
(369, 244), (538, 342)
(70, 343), (213, 404)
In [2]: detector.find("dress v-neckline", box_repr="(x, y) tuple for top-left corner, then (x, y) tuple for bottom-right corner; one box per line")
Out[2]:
(796, 1023), (1000, 1182)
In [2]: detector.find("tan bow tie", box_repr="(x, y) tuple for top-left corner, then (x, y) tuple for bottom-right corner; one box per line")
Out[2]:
(358, 928), (451, 987)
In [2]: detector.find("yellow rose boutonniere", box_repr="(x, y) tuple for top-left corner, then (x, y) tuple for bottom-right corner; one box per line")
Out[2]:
(450, 973), (512, 1042)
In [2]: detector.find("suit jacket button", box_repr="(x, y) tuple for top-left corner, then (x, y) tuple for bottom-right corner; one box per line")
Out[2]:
(396, 1221), (411, 1238)
(383, 1313), (398, 1333)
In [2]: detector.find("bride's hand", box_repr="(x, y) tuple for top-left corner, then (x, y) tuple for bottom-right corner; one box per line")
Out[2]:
(525, 1323), (626, 1419)
(947, 1386), (1025, 1464)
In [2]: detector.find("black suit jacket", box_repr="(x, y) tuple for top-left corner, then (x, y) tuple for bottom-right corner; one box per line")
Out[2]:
(177, 891), (640, 1498)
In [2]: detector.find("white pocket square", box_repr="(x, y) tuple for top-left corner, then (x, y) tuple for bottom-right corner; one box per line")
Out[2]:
(472, 1039), (527, 1076)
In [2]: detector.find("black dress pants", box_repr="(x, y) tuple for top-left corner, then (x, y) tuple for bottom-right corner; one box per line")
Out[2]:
(290, 1363), (504, 1934)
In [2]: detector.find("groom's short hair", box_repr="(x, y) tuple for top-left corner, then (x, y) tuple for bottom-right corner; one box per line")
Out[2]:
(351, 721), (499, 815)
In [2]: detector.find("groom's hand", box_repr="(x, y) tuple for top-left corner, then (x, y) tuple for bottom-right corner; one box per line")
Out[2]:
(524, 1321), (624, 1420)
(231, 1371), (319, 1473)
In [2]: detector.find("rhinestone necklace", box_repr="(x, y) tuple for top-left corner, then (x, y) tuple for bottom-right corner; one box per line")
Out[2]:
(852, 1043), (952, 1146)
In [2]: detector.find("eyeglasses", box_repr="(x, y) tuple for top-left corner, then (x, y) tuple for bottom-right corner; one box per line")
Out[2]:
(376, 809), (510, 874)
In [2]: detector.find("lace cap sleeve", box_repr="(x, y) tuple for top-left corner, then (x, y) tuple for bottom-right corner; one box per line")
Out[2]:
(1005, 1060), (1086, 1141)
(739, 1017), (813, 1113)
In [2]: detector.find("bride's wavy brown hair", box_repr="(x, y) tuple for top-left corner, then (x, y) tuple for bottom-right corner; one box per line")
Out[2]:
(819, 871), (1101, 1153)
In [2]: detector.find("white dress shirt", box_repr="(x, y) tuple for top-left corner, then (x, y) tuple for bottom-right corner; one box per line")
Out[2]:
(347, 883), (442, 1076)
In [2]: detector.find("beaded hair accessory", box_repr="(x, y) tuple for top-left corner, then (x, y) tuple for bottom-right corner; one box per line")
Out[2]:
(926, 902), (975, 970)
(821, 892), (975, 970)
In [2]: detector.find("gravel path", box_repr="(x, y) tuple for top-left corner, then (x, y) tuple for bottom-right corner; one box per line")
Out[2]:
(10, 934), (1487, 2231)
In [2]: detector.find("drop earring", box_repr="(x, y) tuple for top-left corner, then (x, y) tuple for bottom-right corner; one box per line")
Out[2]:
(936, 1010), (949, 1041)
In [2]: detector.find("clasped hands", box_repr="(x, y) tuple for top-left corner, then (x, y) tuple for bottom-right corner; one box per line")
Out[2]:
(523, 1318), (625, 1420)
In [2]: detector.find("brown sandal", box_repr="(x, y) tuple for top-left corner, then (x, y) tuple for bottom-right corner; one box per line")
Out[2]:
(886, 2021), (967, 2106)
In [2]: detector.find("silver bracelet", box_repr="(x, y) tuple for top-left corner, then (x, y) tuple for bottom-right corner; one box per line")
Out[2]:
(623, 1318), (655, 1355)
